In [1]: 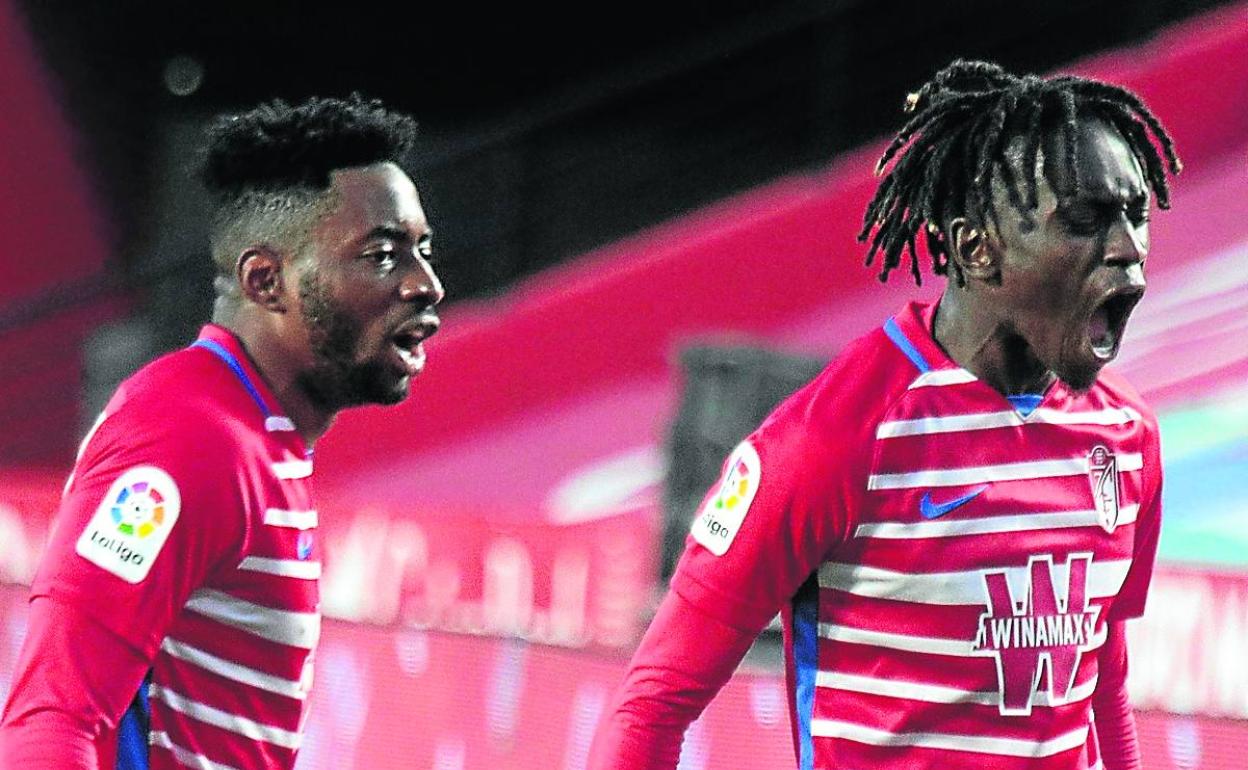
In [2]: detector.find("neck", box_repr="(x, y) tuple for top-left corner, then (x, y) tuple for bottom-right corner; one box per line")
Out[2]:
(932, 288), (1055, 397)
(216, 311), (336, 445)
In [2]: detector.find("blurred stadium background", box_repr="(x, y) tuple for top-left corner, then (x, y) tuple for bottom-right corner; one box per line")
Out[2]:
(1, 0), (1246, 767)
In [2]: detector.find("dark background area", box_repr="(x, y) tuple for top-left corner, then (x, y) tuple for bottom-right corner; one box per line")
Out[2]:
(9, 0), (1233, 394)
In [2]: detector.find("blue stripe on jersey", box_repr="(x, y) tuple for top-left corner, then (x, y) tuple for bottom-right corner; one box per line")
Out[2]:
(115, 674), (151, 770)
(191, 339), (272, 417)
(883, 316), (931, 373)
(1008, 393), (1044, 417)
(792, 575), (820, 770)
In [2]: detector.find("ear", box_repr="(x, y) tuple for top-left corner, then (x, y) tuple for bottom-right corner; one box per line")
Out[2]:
(947, 217), (1000, 284)
(236, 247), (290, 312)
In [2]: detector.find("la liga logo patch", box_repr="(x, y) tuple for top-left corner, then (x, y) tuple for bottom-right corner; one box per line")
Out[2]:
(76, 466), (181, 584)
(110, 479), (169, 538)
(715, 455), (754, 513)
(691, 441), (761, 556)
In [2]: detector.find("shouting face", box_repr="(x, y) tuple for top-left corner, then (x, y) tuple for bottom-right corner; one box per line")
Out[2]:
(984, 118), (1151, 392)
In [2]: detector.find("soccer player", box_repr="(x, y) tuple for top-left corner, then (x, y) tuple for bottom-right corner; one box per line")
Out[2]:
(0, 96), (444, 769)
(590, 60), (1180, 770)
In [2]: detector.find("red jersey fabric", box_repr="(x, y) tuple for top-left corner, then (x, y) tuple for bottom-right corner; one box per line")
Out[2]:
(595, 300), (1162, 770)
(1, 325), (320, 769)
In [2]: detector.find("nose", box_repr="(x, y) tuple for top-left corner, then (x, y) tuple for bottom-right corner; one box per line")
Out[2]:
(398, 257), (445, 307)
(1103, 212), (1147, 268)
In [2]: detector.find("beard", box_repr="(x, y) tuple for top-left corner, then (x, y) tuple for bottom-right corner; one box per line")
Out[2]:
(296, 270), (407, 410)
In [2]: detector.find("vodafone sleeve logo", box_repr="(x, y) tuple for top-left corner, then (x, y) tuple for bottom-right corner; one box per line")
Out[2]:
(75, 465), (182, 584)
(691, 441), (761, 556)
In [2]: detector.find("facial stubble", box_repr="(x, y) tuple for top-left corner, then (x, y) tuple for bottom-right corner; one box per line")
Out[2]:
(296, 269), (407, 410)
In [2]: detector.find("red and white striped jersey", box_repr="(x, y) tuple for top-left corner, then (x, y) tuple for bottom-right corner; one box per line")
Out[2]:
(31, 324), (320, 769)
(673, 300), (1162, 770)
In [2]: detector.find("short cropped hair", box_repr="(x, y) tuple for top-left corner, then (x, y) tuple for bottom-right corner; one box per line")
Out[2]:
(200, 95), (419, 288)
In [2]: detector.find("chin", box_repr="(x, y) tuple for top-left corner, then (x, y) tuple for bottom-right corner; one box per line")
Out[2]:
(363, 374), (410, 406)
(1055, 364), (1102, 394)
(373, 384), (410, 406)
(335, 364), (411, 408)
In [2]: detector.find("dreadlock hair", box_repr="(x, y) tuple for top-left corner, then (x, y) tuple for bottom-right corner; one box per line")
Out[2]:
(858, 59), (1181, 286)
(201, 95), (419, 296)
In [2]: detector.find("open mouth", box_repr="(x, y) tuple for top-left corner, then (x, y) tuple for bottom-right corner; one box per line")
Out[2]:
(390, 314), (440, 375)
(1087, 289), (1142, 361)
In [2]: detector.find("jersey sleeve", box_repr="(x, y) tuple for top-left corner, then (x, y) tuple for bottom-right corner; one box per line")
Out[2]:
(1109, 414), (1163, 621)
(31, 400), (249, 659)
(0, 596), (152, 769)
(591, 393), (858, 770)
(669, 401), (855, 634)
(588, 590), (759, 770)
(1091, 621), (1142, 770)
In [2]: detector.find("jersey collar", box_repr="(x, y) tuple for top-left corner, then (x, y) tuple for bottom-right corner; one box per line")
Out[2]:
(887, 301), (1063, 414)
(886, 300), (964, 376)
(191, 325), (299, 434)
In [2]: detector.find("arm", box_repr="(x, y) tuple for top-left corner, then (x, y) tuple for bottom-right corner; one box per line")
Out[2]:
(0, 597), (151, 769)
(0, 406), (245, 767)
(1093, 409), (1162, 770)
(1091, 621), (1140, 770)
(589, 590), (760, 769)
(591, 408), (851, 770)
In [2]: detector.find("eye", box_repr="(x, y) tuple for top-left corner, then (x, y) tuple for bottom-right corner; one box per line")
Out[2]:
(417, 235), (434, 260)
(1126, 207), (1150, 227)
(365, 246), (397, 272)
(1060, 205), (1103, 236)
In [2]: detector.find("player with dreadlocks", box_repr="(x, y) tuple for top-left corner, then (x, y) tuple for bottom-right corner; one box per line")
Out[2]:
(0, 96), (444, 769)
(591, 59), (1179, 770)
(862, 59), (1179, 287)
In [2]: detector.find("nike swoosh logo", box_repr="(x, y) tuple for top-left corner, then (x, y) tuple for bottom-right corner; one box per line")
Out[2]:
(919, 485), (988, 519)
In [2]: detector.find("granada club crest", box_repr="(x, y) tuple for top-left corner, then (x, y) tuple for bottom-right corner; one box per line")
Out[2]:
(1087, 445), (1121, 533)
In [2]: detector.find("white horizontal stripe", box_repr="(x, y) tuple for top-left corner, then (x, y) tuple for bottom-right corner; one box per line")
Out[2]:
(908, 369), (978, 389)
(818, 622), (1106, 657)
(1032, 407), (1141, 426)
(239, 556), (321, 580)
(816, 670), (1098, 708)
(877, 407), (1141, 438)
(160, 637), (307, 700)
(150, 684), (302, 749)
(811, 718), (1088, 758)
(150, 731), (241, 770)
(855, 504), (1140, 539)
(868, 453), (1144, 490)
(263, 508), (318, 529)
(818, 558), (1132, 606)
(184, 589), (320, 649)
(271, 459), (313, 480)
(264, 416), (297, 432)
(819, 622), (977, 657)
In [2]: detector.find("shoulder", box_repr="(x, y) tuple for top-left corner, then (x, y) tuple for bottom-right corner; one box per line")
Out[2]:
(757, 324), (917, 461)
(76, 346), (265, 492)
(678, 324), (915, 609)
(36, 349), (260, 598)
(101, 346), (259, 450)
(1094, 367), (1160, 435)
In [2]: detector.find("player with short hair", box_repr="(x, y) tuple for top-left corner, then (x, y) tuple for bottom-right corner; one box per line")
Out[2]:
(0, 95), (444, 769)
(590, 59), (1180, 770)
